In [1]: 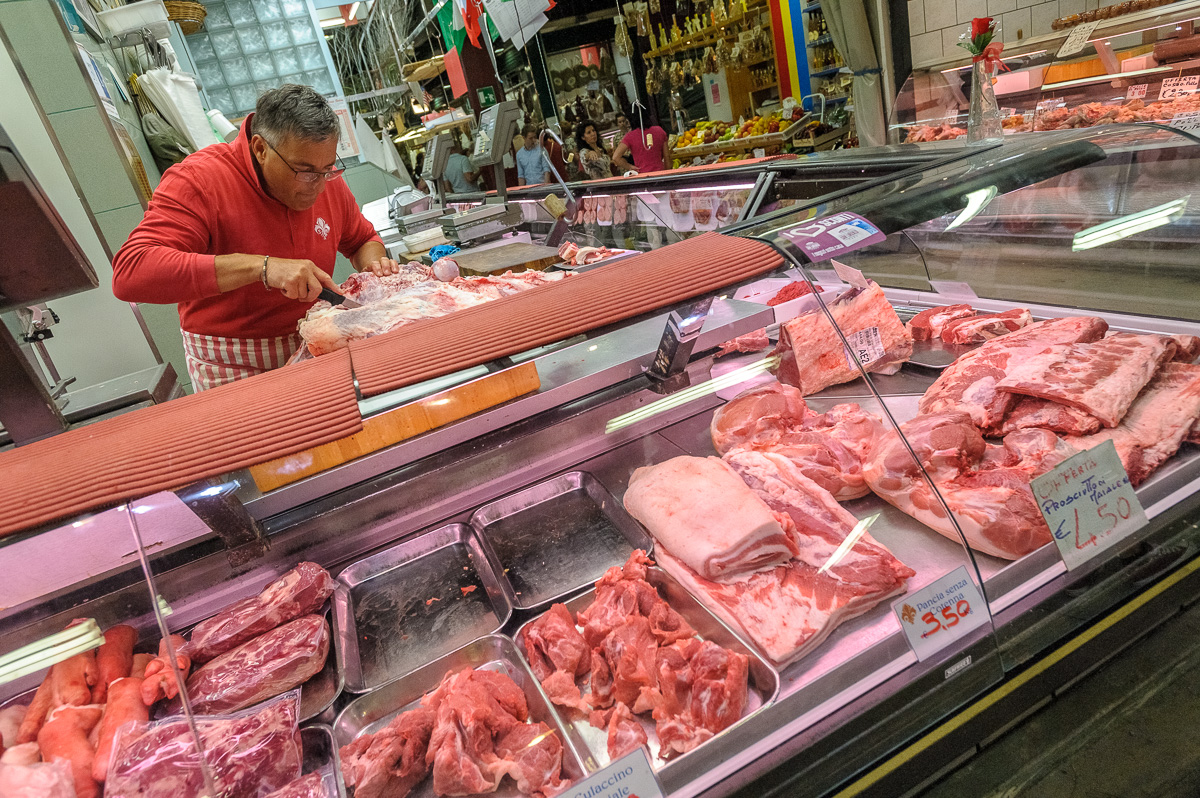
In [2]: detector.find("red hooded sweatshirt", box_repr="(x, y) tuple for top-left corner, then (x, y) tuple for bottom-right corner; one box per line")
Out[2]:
(112, 114), (381, 339)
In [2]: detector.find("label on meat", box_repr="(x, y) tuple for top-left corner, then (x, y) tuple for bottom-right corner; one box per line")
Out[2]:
(562, 748), (663, 798)
(1031, 439), (1148, 571)
(843, 326), (885, 369)
(781, 212), (886, 262)
(893, 566), (990, 662)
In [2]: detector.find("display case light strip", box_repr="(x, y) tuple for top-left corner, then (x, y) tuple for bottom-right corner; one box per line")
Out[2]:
(940, 51), (1047, 73)
(632, 183), (756, 196)
(1071, 195), (1189, 251)
(0, 619), (103, 686)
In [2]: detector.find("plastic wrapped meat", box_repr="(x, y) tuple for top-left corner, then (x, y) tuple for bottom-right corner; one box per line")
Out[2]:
(187, 562), (334, 664)
(0, 761), (76, 798)
(185, 615), (329, 715)
(261, 772), (336, 798)
(105, 692), (302, 798)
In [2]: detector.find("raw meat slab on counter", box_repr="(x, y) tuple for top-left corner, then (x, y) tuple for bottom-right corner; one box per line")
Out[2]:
(906, 304), (975, 342)
(623, 456), (798, 580)
(339, 667), (567, 798)
(920, 316), (1110, 433)
(625, 456), (914, 666)
(998, 396), (1103, 437)
(299, 269), (569, 356)
(774, 282), (913, 395)
(1065, 363), (1200, 486)
(863, 413), (1074, 559)
(941, 308), (1033, 344)
(516, 551), (752, 763)
(710, 382), (885, 501)
(996, 332), (1177, 428)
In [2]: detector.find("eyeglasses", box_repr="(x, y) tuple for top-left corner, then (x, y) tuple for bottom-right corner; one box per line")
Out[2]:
(265, 140), (345, 183)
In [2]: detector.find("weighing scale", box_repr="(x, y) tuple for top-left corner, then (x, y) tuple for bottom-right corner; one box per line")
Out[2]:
(394, 132), (452, 236)
(439, 101), (524, 247)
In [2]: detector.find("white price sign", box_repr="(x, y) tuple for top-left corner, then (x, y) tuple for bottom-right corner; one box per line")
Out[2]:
(1127, 83), (1148, 100)
(561, 749), (663, 798)
(1169, 109), (1200, 134)
(893, 566), (990, 662)
(929, 280), (978, 298)
(1031, 439), (1148, 570)
(1159, 75), (1200, 100)
(811, 268), (845, 285)
(1056, 20), (1099, 58)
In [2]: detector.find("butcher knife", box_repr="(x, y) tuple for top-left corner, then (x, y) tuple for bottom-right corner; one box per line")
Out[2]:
(318, 288), (362, 309)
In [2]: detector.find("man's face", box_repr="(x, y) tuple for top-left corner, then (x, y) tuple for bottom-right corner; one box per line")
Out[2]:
(523, 131), (538, 149)
(252, 133), (339, 211)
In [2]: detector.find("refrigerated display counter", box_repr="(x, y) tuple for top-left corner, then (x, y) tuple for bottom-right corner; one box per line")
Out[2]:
(3, 124), (1200, 798)
(893, 0), (1200, 143)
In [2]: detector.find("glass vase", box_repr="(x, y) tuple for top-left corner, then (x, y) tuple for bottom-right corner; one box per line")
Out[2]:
(967, 60), (1003, 143)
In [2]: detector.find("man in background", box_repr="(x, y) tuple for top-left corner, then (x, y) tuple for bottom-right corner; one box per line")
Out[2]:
(515, 124), (552, 185)
(441, 140), (479, 194)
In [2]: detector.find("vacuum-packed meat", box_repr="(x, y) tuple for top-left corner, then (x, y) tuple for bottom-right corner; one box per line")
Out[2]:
(261, 772), (333, 798)
(185, 615), (329, 714)
(187, 562), (334, 664)
(624, 456), (798, 580)
(105, 693), (302, 798)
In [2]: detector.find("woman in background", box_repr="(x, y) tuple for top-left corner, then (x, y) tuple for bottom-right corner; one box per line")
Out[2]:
(575, 119), (614, 180)
(612, 114), (669, 174)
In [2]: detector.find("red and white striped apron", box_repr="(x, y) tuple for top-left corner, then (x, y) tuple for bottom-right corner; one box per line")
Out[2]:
(181, 330), (303, 392)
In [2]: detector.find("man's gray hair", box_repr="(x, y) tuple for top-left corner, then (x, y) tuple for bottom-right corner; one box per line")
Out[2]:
(254, 84), (339, 143)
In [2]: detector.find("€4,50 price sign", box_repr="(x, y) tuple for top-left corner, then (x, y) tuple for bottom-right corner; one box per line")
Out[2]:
(893, 566), (990, 662)
(1031, 439), (1148, 570)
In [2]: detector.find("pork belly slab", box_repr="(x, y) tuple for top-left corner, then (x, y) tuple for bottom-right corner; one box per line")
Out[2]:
(623, 456), (798, 580)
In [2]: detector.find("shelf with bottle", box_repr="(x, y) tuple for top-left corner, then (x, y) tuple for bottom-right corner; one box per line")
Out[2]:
(811, 65), (845, 77)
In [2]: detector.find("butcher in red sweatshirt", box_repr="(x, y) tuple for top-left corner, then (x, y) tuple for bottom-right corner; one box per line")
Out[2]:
(113, 84), (398, 391)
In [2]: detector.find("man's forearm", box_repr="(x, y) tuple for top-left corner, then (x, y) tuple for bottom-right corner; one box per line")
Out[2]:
(214, 253), (268, 293)
(352, 240), (388, 272)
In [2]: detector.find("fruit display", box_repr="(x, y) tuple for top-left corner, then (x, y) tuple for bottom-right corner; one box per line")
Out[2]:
(672, 112), (802, 156)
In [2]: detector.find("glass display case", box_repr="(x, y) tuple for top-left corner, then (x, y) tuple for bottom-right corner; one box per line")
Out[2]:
(892, 0), (1200, 142)
(3, 124), (1200, 798)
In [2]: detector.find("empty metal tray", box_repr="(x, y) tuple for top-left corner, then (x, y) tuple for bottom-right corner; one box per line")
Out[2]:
(333, 523), (512, 693)
(470, 471), (653, 611)
(333, 634), (589, 797)
(301, 725), (349, 798)
(513, 566), (780, 790)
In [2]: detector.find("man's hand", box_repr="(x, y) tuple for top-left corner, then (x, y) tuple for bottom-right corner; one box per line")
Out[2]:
(264, 257), (338, 302)
(366, 257), (402, 276)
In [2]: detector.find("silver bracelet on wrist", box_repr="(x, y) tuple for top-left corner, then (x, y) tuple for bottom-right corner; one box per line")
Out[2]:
(261, 256), (270, 288)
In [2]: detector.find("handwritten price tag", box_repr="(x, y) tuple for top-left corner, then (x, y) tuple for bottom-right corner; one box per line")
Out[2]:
(562, 748), (663, 798)
(1127, 83), (1148, 100)
(893, 566), (990, 662)
(1056, 20), (1099, 58)
(1169, 110), (1200, 134)
(1159, 75), (1200, 101)
(1031, 439), (1148, 571)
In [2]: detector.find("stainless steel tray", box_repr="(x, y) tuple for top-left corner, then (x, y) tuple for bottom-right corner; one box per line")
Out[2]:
(333, 523), (513, 693)
(470, 471), (654, 611)
(512, 566), (780, 790)
(333, 634), (588, 797)
(301, 724), (349, 798)
(300, 607), (343, 723)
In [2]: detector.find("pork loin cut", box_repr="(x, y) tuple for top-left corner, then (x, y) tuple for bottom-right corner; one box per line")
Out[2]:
(996, 332), (1176, 428)
(774, 282), (912, 395)
(863, 413), (1074, 559)
(658, 454), (913, 665)
(941, 308), (1033, 344)
(1065, 362), (1200, 485)
(920, 316), (1109, 433)
(998, 396), (1103, 437)
(623, 456), (798, 580)
(715, 328), (770, 357)
(906, 304), (975, 342)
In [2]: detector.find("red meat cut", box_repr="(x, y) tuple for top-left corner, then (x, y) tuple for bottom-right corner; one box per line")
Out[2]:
(519, 604), (590, 712)
(340, 706), (435, 798)
(906, 304), (975, 341)
(998, 395), (1103, 436)
(186, 562), (334, 664)
(184, 615), (329, 714)
(940, 308), (1032, 344)
(493, 722), (568, 798)
(920, 316), (1109, 433)
(996, 332), (1177, 428)
(650, 638), (748, 756)
(588, 703), (647, 761)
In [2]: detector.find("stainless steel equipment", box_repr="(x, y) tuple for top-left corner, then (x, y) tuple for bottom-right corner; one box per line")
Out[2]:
(469, 100), (522, 202)
(437, 202), (523, 247)
(393, 206), (444, 236)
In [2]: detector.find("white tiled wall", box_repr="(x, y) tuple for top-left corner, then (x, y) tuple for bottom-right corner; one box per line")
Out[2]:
(907, 0), (1105, 67)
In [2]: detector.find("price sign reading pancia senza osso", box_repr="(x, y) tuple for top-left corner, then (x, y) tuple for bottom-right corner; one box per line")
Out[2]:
(1031, 439), (1148, 570)
(781, 212), (887, 262)
(892, 566), (990, 662)
(563, 749), (663, 798)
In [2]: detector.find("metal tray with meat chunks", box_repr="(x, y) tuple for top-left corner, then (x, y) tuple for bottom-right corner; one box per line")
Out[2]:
(512, 566), (781, 794)
(470, 471), (654, 612)
(301, 724), (350, 798)
(333, 523), (513, 693)
(332, 633), (588, 798)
